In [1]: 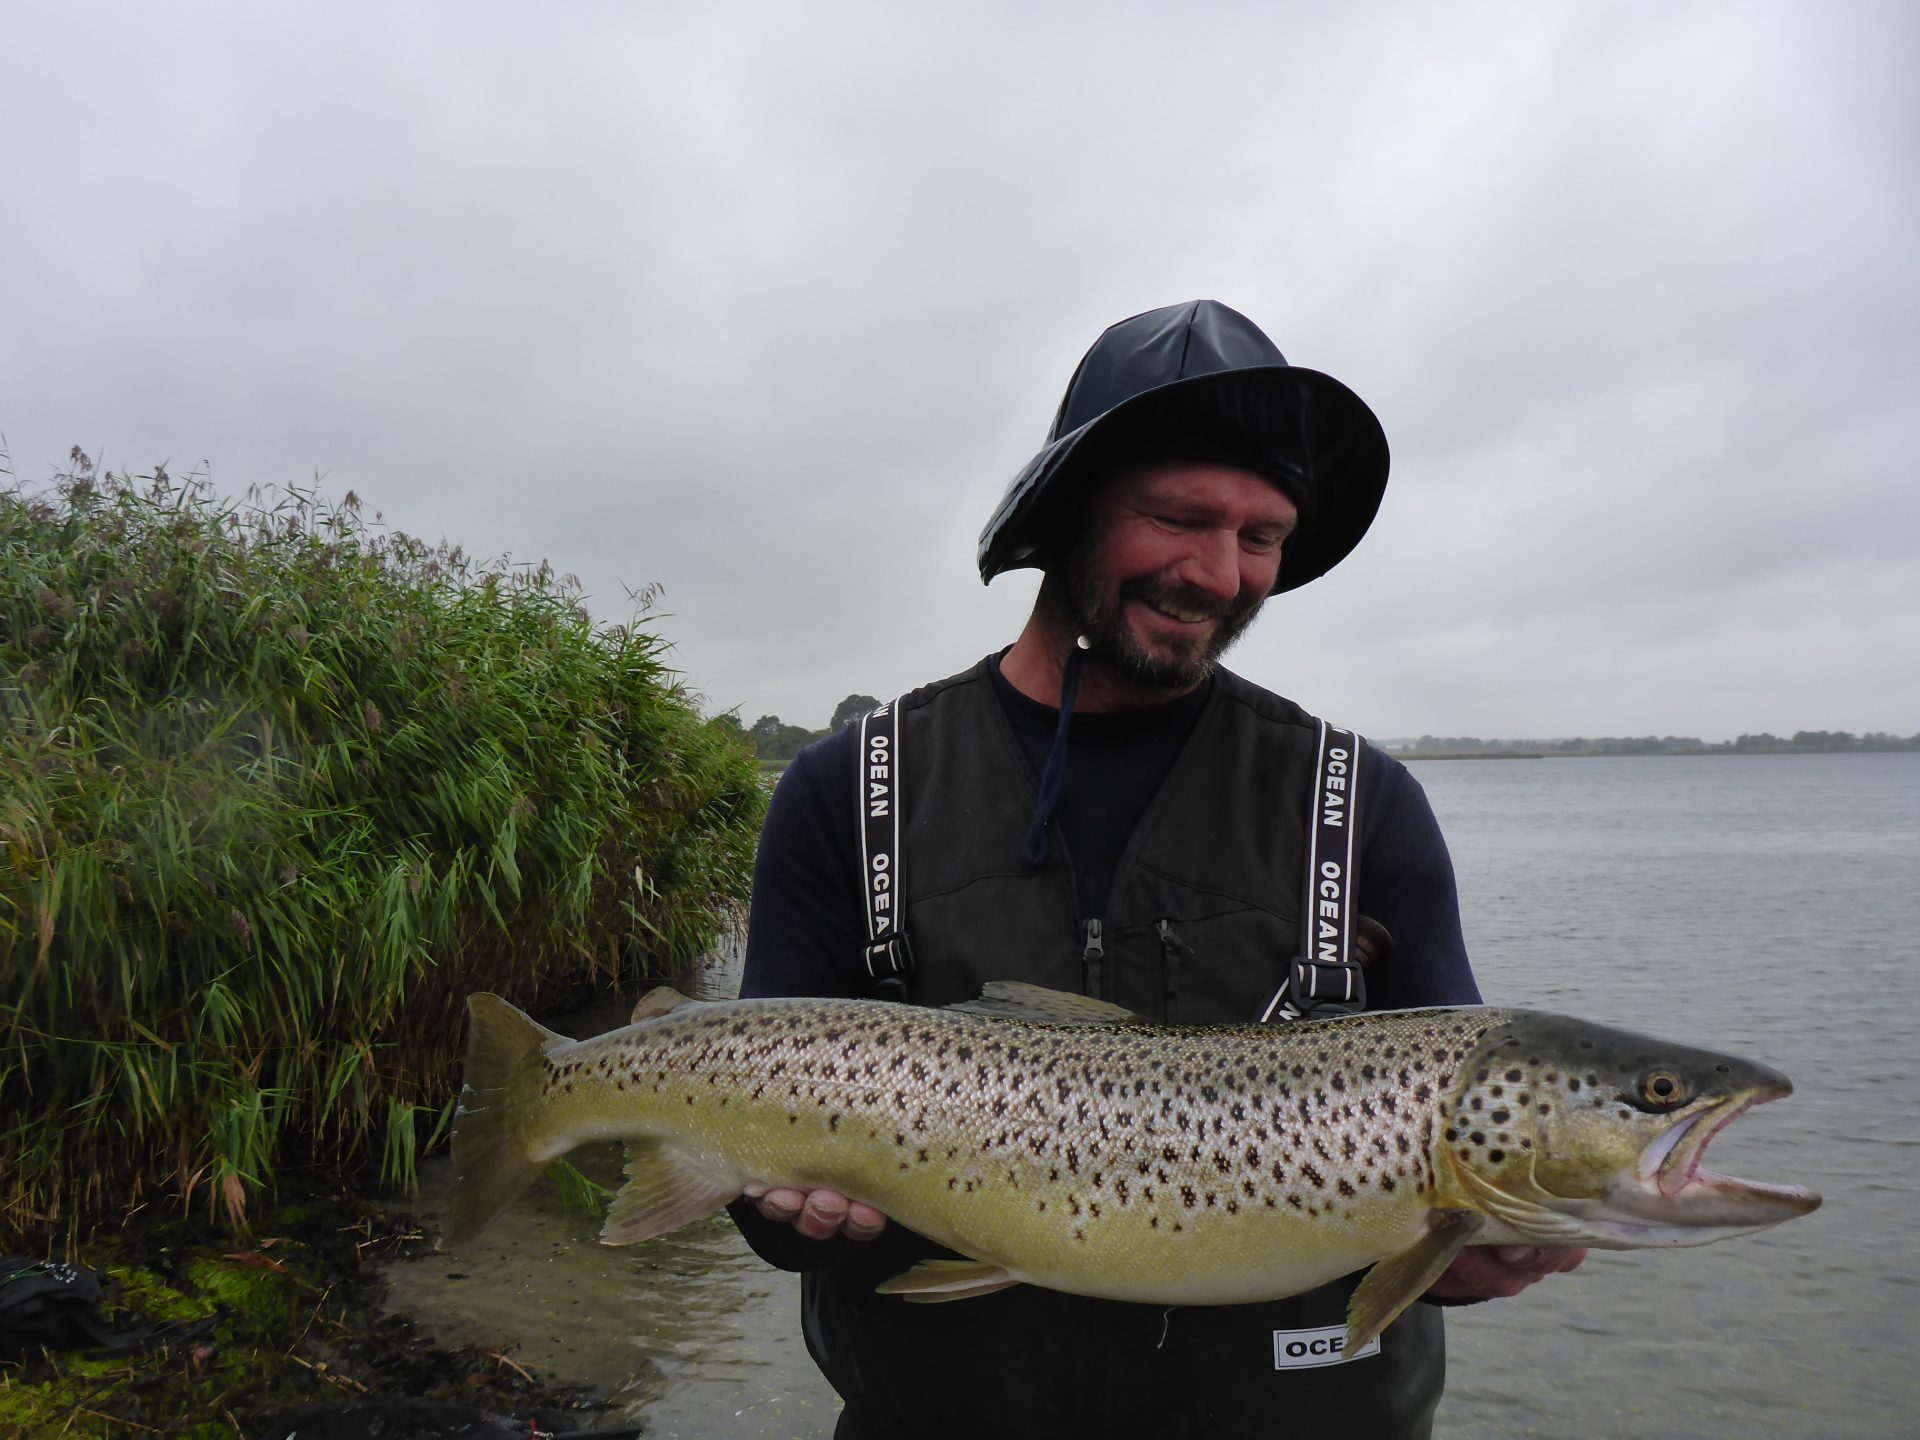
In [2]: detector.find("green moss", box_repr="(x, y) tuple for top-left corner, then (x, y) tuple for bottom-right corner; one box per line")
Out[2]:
(184, 1254), (308, 1335)
(100, 1261), (220, 1327)
(0, 1190), (605, 1437)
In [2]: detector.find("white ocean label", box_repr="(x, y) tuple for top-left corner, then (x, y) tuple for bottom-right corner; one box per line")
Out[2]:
(1272, 1324), (1381, 1369)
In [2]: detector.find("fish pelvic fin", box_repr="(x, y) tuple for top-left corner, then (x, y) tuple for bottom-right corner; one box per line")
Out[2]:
(601, 1139), (737, 1246)
(1344, 1209), (1485, 1359)
(447, 993), (564, 1247)
(874, 1258), (1021, 1303)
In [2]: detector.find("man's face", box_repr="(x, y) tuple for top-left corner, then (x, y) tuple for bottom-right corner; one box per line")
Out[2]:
(1057, 462), (1299, 692)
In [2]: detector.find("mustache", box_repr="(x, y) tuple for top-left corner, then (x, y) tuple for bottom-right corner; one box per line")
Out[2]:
(1118, 575), (1257, 623)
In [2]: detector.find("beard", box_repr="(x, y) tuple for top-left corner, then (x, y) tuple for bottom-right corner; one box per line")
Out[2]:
(1055, 546), (1265, 693)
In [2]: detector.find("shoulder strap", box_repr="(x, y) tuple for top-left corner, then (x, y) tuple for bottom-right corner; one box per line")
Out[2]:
(853, 699), (914, 1000)
(1261, 719), (1367, 1022)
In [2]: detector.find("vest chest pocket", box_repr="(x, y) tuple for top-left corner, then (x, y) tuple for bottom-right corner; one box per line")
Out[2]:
(1107, 905), (1298, 1024)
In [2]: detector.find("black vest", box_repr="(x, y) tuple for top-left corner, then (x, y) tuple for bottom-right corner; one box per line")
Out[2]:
(808, 660), (1446, 1440)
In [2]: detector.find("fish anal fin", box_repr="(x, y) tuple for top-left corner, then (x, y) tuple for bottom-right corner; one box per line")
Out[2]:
(874, 1258), (1021, 1303)
(1345, 1209), (1486, 1358)
(629, 986), (700, 1024)
(946, 982), (1145, 1027)
(600, 1139), (736, 1246)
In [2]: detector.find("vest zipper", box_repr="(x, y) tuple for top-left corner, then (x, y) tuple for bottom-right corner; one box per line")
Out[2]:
(1081, 917), (1105, 999)
(1156, 918), (1188, 1024)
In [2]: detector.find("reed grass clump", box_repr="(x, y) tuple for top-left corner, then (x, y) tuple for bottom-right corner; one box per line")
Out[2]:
(0, 452), (765, 1242)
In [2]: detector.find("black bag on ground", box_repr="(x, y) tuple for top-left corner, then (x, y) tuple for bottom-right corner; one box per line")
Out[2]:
(0, 1254), (217, 1358)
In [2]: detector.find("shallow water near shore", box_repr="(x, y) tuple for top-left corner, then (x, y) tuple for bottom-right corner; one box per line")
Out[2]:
(383, 752), (1920, 1438)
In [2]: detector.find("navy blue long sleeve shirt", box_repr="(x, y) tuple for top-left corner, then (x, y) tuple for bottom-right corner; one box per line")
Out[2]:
(741, 662), (1480, 1013)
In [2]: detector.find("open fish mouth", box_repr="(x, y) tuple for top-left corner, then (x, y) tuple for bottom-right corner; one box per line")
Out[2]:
(1632, 1085), (1821, 1220)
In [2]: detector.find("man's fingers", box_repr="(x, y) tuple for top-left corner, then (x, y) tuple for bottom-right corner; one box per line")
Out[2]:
(796, 1189), (851, 1240)
(1492, 1245), (1541, 1267)
(752, 1187), (888, 1241)
(842, 1200), (888, 1241)
(1492, 1244), (1587, 1276)
(1427, 1244), (1588, 1300)
(754, 1187), (807, 1224)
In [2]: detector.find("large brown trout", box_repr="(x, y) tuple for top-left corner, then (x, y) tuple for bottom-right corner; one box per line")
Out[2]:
(449, 983), (1819, 1355)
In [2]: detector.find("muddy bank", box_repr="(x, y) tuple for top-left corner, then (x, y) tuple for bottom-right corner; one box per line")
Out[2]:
(0, 1188), (622, 1438)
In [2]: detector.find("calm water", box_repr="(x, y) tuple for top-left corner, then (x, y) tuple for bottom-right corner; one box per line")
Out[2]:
(386, 753), (1920, 1438)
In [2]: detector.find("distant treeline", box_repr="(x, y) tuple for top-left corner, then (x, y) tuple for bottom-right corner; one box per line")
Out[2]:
(713, 693), (882, 765)
(733, 710), (1920, 764)
(1388, 731), (1919, 756)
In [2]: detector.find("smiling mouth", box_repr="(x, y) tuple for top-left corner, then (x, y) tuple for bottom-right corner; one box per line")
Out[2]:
(1138, 597), (1219, 626)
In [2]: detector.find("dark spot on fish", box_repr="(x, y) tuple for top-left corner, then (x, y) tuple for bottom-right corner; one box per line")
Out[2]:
(1489, 1149), (1506, 1163)
(1491, 1108), (1511, 1124)
(1505, 1069), (1523, 1083)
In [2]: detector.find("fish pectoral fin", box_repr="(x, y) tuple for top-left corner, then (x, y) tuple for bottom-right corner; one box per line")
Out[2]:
(629, 986), (700, 1024)
(946, 982), (1146, 1028)
(600, 1140), (736, 1246)
(874, 1258), (1022, 1303)
(1344, 1208), (1486, 1358)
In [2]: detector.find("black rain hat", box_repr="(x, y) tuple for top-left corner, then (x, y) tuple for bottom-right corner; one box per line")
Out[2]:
(977, 300), (1390, 594)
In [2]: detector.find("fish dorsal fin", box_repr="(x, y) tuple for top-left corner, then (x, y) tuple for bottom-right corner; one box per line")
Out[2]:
(946, 982), (1146, 1027)
(601, 1139), (736, 1246)
(874, 1258), (1022, 1302)
(1344, 1208), (1485, 1358)
(629, 986), (700, 1024)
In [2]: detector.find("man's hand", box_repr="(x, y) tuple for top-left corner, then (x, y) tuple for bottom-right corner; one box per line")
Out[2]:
(742, 1184), (888, 1242)
(1425, 1244), (1587, 1301)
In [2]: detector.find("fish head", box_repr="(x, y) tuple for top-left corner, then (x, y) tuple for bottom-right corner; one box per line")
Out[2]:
(1441, 1012), (1822, 1250)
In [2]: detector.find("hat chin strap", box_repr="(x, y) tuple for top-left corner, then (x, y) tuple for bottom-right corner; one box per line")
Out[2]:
(1020, 638), (1089, 868)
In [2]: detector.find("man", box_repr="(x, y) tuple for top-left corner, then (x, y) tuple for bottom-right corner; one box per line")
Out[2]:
(731, 301), (1583, 1438)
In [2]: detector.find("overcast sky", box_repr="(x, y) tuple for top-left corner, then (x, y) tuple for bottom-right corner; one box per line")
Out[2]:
(4, 1), (1914, 741)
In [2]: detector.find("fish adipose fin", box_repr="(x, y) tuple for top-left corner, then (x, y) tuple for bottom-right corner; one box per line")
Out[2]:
(1344, 1209), (1485, 1358)
(601, 1140), (737, 1246)
(947, 982), (1146, 1028)
(874, 1258), (1021, 1302)
(448, 994), (567, 1246)
(629, 985), (700, 1024)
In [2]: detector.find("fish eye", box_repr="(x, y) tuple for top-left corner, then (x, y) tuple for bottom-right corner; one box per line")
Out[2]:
(1636, 1070), (1691, 1112)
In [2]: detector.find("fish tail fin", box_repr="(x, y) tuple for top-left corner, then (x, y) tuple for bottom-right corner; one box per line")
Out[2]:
(447, 993), (565, 1246)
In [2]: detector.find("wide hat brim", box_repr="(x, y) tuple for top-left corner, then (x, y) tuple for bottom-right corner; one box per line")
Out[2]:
(978, 363), (1389, 595)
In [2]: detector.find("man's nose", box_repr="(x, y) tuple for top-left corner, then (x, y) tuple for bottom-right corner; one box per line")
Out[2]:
(1179, 529), (1243, 601)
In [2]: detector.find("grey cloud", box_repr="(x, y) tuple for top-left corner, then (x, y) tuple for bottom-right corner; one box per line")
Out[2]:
(3, 0), (1912, 740)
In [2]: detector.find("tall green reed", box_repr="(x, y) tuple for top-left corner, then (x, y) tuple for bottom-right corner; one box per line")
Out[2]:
(0, 452), (765, 1241)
